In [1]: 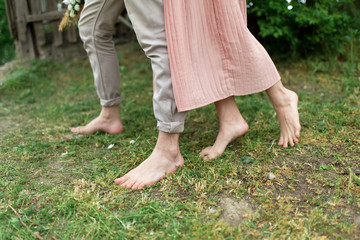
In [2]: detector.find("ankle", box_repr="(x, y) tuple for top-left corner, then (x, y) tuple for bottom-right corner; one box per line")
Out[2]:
(155, 132), (180, 157)
(220, 114), (247, 127)
(267, 87), (294, 107)
(100, 105), (119, 120)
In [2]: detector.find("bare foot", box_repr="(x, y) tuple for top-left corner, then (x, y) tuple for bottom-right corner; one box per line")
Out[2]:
(273, 90), (301, 148)
(114, 132), (183, 189)
(200, 96), (249, 161)
(267, 82), (301, 148)
(70, 105), (123, 134)
(200, 120), (249, 161)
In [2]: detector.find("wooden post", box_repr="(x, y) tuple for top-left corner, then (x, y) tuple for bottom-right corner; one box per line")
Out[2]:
(4, 0), (17, 39)
(14, 0), (36, 59)
(47, 0), (63, 47)
(28, 0), (46, 47)
(4, 1), (133, 61)
(66, 26), (78, 43)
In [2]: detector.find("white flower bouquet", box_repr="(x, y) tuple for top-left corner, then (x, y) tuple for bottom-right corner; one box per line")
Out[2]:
(59, 0), (85, 31)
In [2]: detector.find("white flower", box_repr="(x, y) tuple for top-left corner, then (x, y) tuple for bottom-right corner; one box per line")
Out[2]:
(267, 172), (276, 180)
(68, 4), (73, 10)
(130, 140), (135, 144)
(287, 5), (293, 10)
(70, 0), (76, 4)
(108, 144), (115, 149)
(74, 4), (81, 11)
(69, 10), (76, 18)
(63, 0), (70, 5)
(61, 152), (68, 156)
(209, 208), (217, 213)
(286, 0), (292, 3)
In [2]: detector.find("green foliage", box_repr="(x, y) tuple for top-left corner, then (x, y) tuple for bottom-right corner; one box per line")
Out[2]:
(0, 1), (15, 65)
(247, 0), (360, 58)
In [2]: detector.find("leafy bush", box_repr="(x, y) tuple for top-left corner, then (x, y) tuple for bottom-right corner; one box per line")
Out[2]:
(0, 1), (15, 65)
(247, 0), (360, 58)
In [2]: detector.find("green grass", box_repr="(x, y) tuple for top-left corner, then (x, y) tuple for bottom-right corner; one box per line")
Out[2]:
(0, 42), (359, 239)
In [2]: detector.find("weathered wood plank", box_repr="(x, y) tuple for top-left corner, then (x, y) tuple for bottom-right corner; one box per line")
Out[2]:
(66, 26), (78, 43)
(26, 10), (65, 23)
(47, 0), (63, 47)
(28, 0), (46, 46)
(4, 0), (17, 39)
(15, 0), (28, 42)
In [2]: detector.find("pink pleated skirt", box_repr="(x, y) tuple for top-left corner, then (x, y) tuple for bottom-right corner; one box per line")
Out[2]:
(164, 0), (281, 112)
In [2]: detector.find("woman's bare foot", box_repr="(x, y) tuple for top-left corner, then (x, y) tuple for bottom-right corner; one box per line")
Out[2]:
(200, 121), (248, 161)
(200, 97), (249, 161)
(70, 105), (124, 134)
(266, 81), (301, 148)
(114, 132), (183, 189)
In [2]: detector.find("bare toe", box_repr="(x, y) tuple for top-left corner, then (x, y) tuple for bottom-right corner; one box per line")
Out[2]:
(283, 139), (288, 148)
(114, 175), (128, 185)
(132, 181), (143, 190)
(200, 146), (212, 157)
(126, 180), (137, 189)
(70, 127), (81, 134)
(278, 136), (284, 146)
(289, 138), (295, 147)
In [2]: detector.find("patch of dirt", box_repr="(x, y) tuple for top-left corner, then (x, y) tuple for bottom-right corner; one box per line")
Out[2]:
(261, 152), (360, 234)
(355, 216), (360, 226)
(219, 196), (254, 227)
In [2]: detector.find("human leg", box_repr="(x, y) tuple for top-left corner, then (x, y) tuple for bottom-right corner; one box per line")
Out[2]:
(114, 0), (187, 189)
(200, 97), (248, 160)
(266, 81), (301, 148)
(71, 0), (124, 134)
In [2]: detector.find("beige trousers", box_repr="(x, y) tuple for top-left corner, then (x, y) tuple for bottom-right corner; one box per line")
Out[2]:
(78, 0), (186, 133)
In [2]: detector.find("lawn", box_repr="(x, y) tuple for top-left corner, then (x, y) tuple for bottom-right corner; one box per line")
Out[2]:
(0, 42), (359, 239)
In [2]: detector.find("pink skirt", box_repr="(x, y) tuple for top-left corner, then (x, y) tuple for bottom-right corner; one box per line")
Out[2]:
(164, 0), (281, 112)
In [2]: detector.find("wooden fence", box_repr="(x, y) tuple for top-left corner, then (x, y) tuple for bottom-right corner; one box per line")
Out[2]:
(4, 0), (133, 60)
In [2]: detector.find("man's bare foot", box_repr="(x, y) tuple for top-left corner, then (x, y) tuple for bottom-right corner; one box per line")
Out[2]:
(70, 105), (123, 134)
(200, 96), (249, 161)
(114, 132), (183, 189)
(267, 81), (301, 148)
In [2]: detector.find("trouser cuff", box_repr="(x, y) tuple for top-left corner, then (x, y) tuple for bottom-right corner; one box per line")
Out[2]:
(157, 120), (185, 133)
(100, 97), (122, 107)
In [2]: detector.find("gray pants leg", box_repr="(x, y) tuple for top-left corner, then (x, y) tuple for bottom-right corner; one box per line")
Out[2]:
(79, 0), (187, 133)
(78, 0), (124, 107)
(124, 0), (187, 133)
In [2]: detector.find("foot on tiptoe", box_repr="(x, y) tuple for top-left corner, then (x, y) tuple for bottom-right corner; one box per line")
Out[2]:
(200, 119), (249, 161)
(273, 89), (301, 148)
